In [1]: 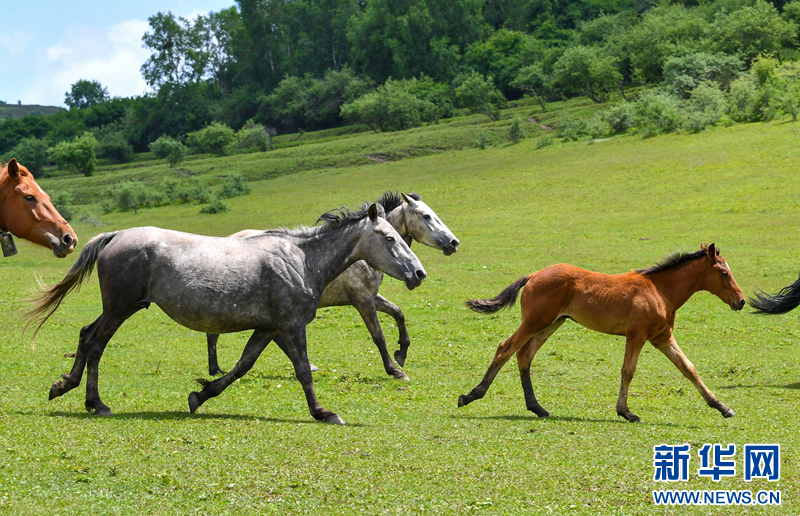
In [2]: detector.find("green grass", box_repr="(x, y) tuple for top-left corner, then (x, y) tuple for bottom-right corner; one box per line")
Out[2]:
(2, 117), (800, 514)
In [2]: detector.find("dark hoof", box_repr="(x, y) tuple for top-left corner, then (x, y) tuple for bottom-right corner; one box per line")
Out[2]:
(619, 412), (640, 423)
(530, 406), (550, 418)
(324, 414), (345, 425)
(393, 370), (410, 381)
(49, 382), (65, 400)
(188, 392), (203, 414)
(86, 402), (113, 416)
(394, 350), (406, 368)
(458, 395), (470, 407)
(309, 363), (319, 373)
(722, 407), (735, 418)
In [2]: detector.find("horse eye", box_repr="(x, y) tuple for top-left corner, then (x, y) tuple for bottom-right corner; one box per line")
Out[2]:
(385, 236), (395, 242)
(25, 195), (36, 202)
(423, 214), (431, 220)
(722, 271), (729, 277)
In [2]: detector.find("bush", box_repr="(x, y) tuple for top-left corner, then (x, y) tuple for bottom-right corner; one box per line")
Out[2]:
(454, 72), (505, 121)
(552, 46), (622, 103)
(199, 199), (229, 214)
(186, 122), (235, 156)
(235, 120), (274, 152)
(4, 137), (50, 177)
(341, 79), (438, 132)
(684, 81), (726, 132)
(108, 181), (167, 214)
(508, 115), (529, 144)
(558, 114), (606, 141)
(163, 176), (214, 204)
(49, 132), (98, 177)
(96, 129), (134, 164)
(149, 136), (187, 167)
(634, 92), (683, 137)
(662, 52), (743, 97)
(603, 102), (637, 134)
(219, 173), (251, 199)
(50, 192), (76, 221)
(512, 64), (555, 111)
(475, 131), (492, 149)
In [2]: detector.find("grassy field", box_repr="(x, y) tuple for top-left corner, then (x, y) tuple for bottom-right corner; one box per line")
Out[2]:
(1, 115), (799, 514)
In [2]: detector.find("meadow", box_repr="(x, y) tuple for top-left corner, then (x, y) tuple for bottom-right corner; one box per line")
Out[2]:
(1, 114), (799, 515)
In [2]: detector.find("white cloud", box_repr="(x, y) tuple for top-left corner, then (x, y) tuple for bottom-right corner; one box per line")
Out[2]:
(0, 31), (31, 55)
(21, 19), (153, 106)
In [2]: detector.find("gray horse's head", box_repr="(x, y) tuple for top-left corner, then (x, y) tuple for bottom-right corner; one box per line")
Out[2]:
(399, 193), (460, 255)
(360, 204), (427, 290)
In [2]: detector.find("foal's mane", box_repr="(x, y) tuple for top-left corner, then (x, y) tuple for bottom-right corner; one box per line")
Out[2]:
(635, 248), (711, 275)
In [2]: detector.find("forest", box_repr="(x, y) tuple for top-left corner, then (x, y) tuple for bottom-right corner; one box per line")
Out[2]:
(2, 0), (799, 176)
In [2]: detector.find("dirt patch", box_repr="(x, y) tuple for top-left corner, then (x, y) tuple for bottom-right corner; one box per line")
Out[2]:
(365, 154), (392, 163)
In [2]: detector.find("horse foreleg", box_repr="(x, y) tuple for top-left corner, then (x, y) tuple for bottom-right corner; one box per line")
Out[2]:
(616, 333), (647, 422)
(517, 318), (566, 417)
(375, 295), (410, 367)
(49, 316), (101, 400)
(653, 337), (734, 418)
(206, 333), (226, 376)
(188, 331), (273, 414)
(274, 330), (344, 425)
(353, 296), (407, 381)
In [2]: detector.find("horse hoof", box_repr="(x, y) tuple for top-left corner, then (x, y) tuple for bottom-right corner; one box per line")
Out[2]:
(188, 392), (202, 414)
(531, 406), (550, 418)
(49, 382), (65, 400)
(324, 414), (345, 425)
(626, 414), (641, 423)
(309, 363), (319, 373)
(94, 408), (113, 417)
(394, 350), (406, 368)
(722, 407), (735, 418)
(393, 371), (410, 381)
(458, 395), (470, 407)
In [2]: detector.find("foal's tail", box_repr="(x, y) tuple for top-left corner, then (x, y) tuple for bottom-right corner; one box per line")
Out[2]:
(749, 273), (800, 315)
(465, 275), (530, 314)
(24, 231), (118, 338)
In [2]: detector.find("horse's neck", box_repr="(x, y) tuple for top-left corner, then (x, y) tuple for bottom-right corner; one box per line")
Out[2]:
(0, 173), (10, 230)
(296, 222), (365, 288)
(650, 259), (708, 311)
(385, 205), (408, 239)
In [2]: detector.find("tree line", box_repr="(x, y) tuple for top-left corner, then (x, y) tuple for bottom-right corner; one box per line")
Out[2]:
(2, 0), (800, 175)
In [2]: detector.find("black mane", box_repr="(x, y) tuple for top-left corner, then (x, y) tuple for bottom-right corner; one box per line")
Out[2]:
(635, 248), (709, 275)
(316, 191), (420, 228)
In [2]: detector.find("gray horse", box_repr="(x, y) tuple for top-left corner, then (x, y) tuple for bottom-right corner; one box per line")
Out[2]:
(27, 204), (425, 425)
(206, 192), (459, 380)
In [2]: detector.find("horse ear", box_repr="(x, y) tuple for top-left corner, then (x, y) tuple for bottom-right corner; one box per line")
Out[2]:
(707, 243), (716, 258)
(407, 192), (422, 202)
(368, 203), (379, 222)
(401, 193), (415, 206)
(7, 158), (19, 179)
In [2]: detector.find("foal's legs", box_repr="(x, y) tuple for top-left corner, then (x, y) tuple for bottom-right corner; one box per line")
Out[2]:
(273, 330), (344, 425)
(652, 336), (735, 418)
(188, 330), (274, 414)
(352, 295), (408, 381)
(616, 332), (648, 422)
(49, 316), (101, 400)
(516, 318), (566, 417)
(206, 333), (226, 376)
(374, 295), (411, 367)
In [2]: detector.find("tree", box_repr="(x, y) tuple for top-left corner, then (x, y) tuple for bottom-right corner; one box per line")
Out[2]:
(141, 12), (204, 89)
(340, 80), (439, 132)
(186, 122), (236, 155)
(4, 137), (50, 177)
(512, 64), (555, 111)
(553, 46), (622, 103)
(454, 72), (505, 120)
(710, 0), (797, 66)
(65, 80), (109, 110)
(149, 135), (187, 167)
(48, 132), (98, 177)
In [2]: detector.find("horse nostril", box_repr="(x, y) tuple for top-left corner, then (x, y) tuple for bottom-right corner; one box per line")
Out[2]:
(63, 233), (73, 245)
(415, 269), (426, 280)
(450, 239), (459, 249)
(739, 299), (746, 308)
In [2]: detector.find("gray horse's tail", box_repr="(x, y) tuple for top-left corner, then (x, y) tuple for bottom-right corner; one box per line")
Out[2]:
(749, 273), (800, 315)
(24, 231), (118, 338)
(465, 275), (530, 314)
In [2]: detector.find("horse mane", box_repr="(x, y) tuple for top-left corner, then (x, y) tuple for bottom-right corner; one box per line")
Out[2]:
(635, 248), (709, 275)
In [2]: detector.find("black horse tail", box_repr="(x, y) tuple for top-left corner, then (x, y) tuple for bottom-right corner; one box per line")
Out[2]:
(24, 231), (118, 338)
(465, 275), (530, 314)
(749, 273), (800, 315)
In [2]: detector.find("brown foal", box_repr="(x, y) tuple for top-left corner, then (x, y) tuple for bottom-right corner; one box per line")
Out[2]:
(460, 244), (746, 422)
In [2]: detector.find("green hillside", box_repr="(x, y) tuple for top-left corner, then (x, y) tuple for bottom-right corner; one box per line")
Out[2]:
(0, 102), (63, 120)
(1, 110), (799, 513)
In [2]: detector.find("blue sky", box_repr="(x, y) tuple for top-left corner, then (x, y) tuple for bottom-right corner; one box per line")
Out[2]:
(2, 1), (235, 107)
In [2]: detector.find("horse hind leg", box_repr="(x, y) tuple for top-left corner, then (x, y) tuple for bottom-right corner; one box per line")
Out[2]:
(616, 333), (648, 422)
(82, 312), (131, 416)
(375, 295), (411, 367)
(517, 318), (567, 418)
(206, 333), (226, 376)
(49, 316), (101, 400)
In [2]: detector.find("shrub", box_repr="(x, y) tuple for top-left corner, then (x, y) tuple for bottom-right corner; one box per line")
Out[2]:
(235, 120), (274, 152)
(186, 122), (235, 156)
(634, 92), (683, 137)
(684, 81), (726, 132)
(219, 173), (251, 199)
(149, 136), (186, 167)
(4, 137), (50, 177)
(475, 131), (492, 149)
(163, 176), (214, 204)
(341, 80), (438, 132)
(48, 132), (98, 177)
(50, 192), (76, 221)
(535, 135), (554, 148)
(662, 52), (743, 97)
(199, 199), (229, 214)
(552, 46), (622, 103)
(512, 64), (555, 111)
(603, 102), (637, 134)
(454, 72), (505, 121)
(96, 130), (134, 164)
(508, 115), (529, 144)
(108, 181), (167, 214)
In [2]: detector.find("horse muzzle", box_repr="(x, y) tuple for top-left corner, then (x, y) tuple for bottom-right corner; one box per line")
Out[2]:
(404, 268), (427, 290)
(442, 238), (460, 256)
(731, 298), (746, 311)
(47, 231), (78, 258)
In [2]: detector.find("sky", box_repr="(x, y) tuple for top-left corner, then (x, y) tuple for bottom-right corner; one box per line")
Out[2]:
(2, 1), (235, 107)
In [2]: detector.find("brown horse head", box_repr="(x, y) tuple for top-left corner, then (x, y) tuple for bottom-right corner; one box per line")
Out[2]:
(701, 243), (745, 311)
(0, 159), (77, 257)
